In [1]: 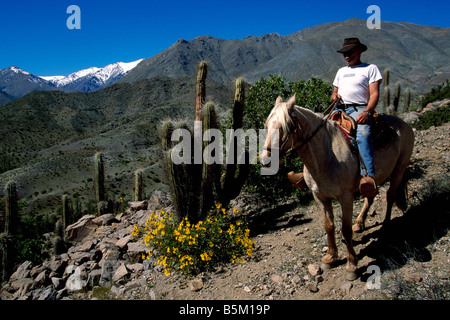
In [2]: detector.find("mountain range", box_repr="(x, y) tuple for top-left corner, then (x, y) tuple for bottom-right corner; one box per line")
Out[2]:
(0, 59), (143, 104)
(120, 18), (450, 92)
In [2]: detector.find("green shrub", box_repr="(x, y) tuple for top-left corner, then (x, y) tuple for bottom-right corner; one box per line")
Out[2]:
(412, 105), (450, 130)
(419, 80), (450, 108)
(132, 203), (254, 277)
(243, 74), (332, 200)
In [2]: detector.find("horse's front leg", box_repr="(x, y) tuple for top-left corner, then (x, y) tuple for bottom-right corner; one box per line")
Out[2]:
(352, 196), (375, 233)
(340, 192), (358, 280)
(314, 195), (338, 268)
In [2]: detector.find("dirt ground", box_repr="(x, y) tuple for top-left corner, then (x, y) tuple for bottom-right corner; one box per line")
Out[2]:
(143, 122), (450, 301)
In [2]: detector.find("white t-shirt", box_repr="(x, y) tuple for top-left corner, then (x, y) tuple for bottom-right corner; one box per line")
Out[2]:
(333, 63), (382, 105)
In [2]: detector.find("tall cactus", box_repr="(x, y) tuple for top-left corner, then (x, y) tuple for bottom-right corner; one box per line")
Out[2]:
(404, 87), (411, 112)
(383, 68), (390, 112)
(195, 61), (208, 121)
(94, 151), (105, 203)
(62, 194), (70, 239)
(94, 151), (106, 215)
(161, 63), (248, 222)
(393, 82), (401, 113)
(134, 168), (144, 201)
(2, 180), (18, 281)
(53, 220), (66, 255)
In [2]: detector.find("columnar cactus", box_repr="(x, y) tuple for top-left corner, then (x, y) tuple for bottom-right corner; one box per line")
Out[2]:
(62, 194), (70, 239)
(94, 151), (105, 204)
(404, 87), (411, 112)
(134, 168), (144, 201)
(161, 63), (248, 222)
(195, 61), (208, 121)
(53, 220), (66, 255)
(383, 68), (390, 112)
(393, 82), (401, 113)
(2, 180), (18, 280)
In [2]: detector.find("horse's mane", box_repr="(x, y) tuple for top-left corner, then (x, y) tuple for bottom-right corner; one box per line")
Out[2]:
(266, 102), (321, 138)
(265, 102), (296, 138)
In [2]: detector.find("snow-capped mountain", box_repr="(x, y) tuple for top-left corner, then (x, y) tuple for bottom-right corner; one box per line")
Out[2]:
(40, 59), (144, 92)
(0, 59), (144, 104)
(0, 66), (57, 99)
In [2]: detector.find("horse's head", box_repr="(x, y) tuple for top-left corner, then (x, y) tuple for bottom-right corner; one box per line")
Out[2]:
(260, 94), (300, 172)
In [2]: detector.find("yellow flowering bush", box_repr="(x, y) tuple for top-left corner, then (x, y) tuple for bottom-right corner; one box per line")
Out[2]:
(131, 203), (254, 276)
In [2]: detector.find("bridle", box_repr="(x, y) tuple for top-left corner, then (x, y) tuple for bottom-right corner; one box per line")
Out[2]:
(262, 98), (341, 158)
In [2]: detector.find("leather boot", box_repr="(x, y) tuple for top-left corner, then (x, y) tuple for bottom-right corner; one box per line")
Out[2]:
(359, 176), (378, 198)
(287, 171), (307, 191)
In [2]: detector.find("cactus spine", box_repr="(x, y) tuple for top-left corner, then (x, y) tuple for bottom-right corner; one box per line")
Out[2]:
(134, 168), (144, 201)
(161, 63), (248, 222)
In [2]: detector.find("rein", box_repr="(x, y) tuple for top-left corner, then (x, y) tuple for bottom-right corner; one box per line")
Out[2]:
(264, 98), (341, 158)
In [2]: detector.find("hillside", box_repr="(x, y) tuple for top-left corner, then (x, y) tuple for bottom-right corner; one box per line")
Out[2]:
(0, 76), (234, 216)
(121, 18), (450, 92)
(1, 119), (449, 301)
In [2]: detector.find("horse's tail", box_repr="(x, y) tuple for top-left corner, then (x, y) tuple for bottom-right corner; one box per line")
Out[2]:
(394, 165), (409, 212)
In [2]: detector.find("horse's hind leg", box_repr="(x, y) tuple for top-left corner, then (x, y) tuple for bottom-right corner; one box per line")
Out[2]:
(340, 192), (358, 280)
(384, 162), (408, 226)
(352, 196), (374, 233)
(314, 196), (338, 268)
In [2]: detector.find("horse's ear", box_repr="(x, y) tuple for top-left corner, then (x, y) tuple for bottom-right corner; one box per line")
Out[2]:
(286, 93), (296, 111)
(275, 96), (283, 105)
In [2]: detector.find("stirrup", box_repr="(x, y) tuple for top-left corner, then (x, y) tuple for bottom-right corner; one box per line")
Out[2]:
(287, 171), (307, 191)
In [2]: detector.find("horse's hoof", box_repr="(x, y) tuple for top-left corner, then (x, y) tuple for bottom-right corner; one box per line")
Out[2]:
(321, 263), (333, 271)
(346, 271), (357, 281)
(352, 223), (364, 233)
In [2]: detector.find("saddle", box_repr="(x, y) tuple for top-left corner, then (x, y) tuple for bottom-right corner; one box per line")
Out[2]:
(330, 111), (395, 149)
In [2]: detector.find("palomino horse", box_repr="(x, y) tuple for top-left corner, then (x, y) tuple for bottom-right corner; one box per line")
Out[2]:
(260, 94), (415, 280)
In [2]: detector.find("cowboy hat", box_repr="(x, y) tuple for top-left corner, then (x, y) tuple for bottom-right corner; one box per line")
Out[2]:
(337, 38), (367, 53)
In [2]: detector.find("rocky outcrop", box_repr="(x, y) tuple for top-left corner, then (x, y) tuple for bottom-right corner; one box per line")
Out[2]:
(0, 190), (170, 300)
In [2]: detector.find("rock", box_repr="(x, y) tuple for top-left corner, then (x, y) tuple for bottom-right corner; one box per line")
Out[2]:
(127, 241), (147, 263)
(270, 274), (283, 285)
(87, 269), (102, 289)
(65, 215), (97, 242)
(100, 260), (120, 287)
(11, 278), (34, 291)
(403, 272), (422, 282)
(70, 252), (92, 265)
(37, 285), (56, 300)
(126, 263), (144, 273)
(51, 277), (64, 290)
(65, 267), (86, 292)
(307, 264), (323, 276)
(129, 201), (148, 212)
(189, 279), (204, 292)
(243, 286), (251, 293)
(112, 263), (129, 283)
(9, 260), (32, 281)
(116, 235), (134, 249)
(34, 270), (49, 286)
(79, 240), (94, 252)
(340, 282), (353, 294)
(307, 282), (319, 293)
(148, 190), (171, 211)
(93, 213), (118, 226)
(402, 112), (419, 124)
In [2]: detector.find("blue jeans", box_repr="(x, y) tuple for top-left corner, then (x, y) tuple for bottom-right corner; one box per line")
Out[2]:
(342, 106), (376, 177)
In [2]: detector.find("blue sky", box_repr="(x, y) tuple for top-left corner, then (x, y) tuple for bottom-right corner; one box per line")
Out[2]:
(1, 0), (449, 76)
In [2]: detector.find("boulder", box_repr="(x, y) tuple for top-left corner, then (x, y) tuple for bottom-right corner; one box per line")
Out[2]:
(99, 260), (120, 287)
(66, 215), (97, 242)
(9, 260), (32, 282)
(112, 263), (129, 283)
(129, 200), (148, 212)
(116, 235), (133, 249)
(65, 267), (86, 292)
(127, 241), (146, 263)
(92, 213), (118, 226)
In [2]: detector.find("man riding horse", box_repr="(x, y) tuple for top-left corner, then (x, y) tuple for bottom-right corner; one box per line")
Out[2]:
(288, 38), (382, 197)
